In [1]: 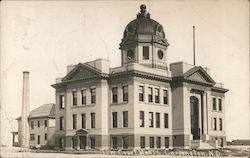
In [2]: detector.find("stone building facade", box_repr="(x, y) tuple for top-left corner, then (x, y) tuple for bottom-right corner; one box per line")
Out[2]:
(13, 103), (56, 148)
(51, 5), (228, 150)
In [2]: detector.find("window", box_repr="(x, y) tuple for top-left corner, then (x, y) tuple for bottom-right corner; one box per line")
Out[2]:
(72, 91), (77, 106)
(44, 120), (47, 127)
(212, 98), (216, 111)
(156, 137), (161, 148)
(30, 134), (35, 141)
(91, 88), (96, 104)
(143, 46), (149, 60)
(31, 121), (34, 129)
(72, 114), (77, 129)
(123, 86), (128, 102)
(112, 137), (117, 149)
(60, 95), (65, 109)
(155, 88), (160, 103)
(218, 98), (222, 111)
(91, 113), (95, 128)
(165, 137), (169, 148)
(81, 113), (86, 129)
(164, 113), (169, 128)
(60, 117), (64, 130)
(139, 86), (144, 102)
(219, 118), (223, 131)
(156, 113), (160, 128)
(81, 90), (86, 105)
(220, 138), (224, 147)
(140, 136), (145, 149)
(37, 135), (40, 144)
(59, 138), (64, 149)
(112, 112), (117, 128)
(37, 121), (40, 128)
(45, 133), (47, 140)
(122, 136), (128, 149)
(112, 87), (118, 103)
(123, 111), (128, 127)
(148, 87), (153, 103)
(90, 137), (95, 149)
(72, 138), (76, 149)
(150, 137), (154, 148)
(213, 118), (217, 130)
(163, 90), (168, 104)
(149, 112), (154, 127)
(140, 111), (144, 127)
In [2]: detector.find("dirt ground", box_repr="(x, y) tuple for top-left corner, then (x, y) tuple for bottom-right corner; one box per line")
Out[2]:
(0, 145), (249, 158)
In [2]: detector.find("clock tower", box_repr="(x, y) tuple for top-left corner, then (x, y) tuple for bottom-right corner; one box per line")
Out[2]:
(119, 4), (169, 70)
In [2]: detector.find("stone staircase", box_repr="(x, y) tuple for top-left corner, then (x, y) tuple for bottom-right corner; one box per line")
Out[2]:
(191, 140), (216, 149)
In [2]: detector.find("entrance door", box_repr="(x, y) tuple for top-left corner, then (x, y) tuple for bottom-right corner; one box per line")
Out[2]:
(190, 96), (200, 140)
(79, 136), (87, 149)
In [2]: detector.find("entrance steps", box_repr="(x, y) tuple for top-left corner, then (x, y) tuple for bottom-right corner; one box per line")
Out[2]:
(191, 140), (215, 149)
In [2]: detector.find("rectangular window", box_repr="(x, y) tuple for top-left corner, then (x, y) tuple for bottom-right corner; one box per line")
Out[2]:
(213, 98), (216, 111)
(112, 137), (117, 149)
(156, 137), (161, 148)
(112, 112), (117, 128)
(81, 90), (86, 105)
(37, 135), (40, 144)
(91, 88), (96, 104)
(149, 112), (154, 127)
(148, 87), (153, 103)
(122, 136), (128, 149)
(72, 114), (77, 129)
(164, 113), (169, 128)
(112, 87), (118, 103)
(220, 138), (224, 147)
(163, 90), (168, 104)
(37, 121), (40, 128)
(219, 118), (223, 131)
(90, 137), (95, 149)
(150, 137), (154, 148)
(81, 113), (86, 129)
(60, 116), (64, 130)
(72, 91), (77, 106)
(123, 86), (128, 102)
(139, 86), (144, 102)
(59, 138), (64, 149)
(140, 111), (144, 127)
(45, 133), (47, 140)
(91, 113), (95, 128)
(143, 46), (149, 60)
(123, 111), (128, 127)
(30, 134), (35, 141)
(213, 117), (217, 130)
(72, 138), (76, 149)
(44, 120), (47, 127)
(156, 113), (160, 128)
(60, 95), (65, 109)
(140, 136), (145, 149)
(218, 98), (222, 111)
(165, 137), (169, 148)
(155, 88), (160, 103)
(31, 121), (34, 129)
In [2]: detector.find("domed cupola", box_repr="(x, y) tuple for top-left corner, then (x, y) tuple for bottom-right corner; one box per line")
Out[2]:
(119, 4), (170, 70)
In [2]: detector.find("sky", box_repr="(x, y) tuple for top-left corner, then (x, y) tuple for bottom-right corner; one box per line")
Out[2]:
(1, 0), (249, 145)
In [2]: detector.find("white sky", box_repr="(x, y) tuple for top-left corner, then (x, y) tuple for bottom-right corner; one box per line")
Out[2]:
(1, 1), (249, 145)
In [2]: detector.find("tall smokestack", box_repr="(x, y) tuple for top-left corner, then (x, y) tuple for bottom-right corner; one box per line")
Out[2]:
(21, 71), (30, 148)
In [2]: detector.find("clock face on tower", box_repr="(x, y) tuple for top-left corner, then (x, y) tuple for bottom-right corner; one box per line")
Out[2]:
(158, 50), (164, 59)
(127, 50), (134, 60)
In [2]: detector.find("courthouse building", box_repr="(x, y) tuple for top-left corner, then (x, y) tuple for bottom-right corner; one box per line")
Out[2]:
(51, 5), (228, 150)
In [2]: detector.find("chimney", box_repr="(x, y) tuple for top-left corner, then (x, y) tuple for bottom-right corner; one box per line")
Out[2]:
(21, 71), (30, 148)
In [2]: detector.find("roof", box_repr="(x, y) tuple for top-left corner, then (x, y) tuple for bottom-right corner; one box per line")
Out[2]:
(29, 103), (55, 119)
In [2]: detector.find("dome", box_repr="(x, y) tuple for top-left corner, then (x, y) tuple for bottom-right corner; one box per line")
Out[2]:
(123, 4), (165, 38)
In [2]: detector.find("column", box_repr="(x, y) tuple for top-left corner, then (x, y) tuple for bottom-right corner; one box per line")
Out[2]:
(202, 92), (209, 141)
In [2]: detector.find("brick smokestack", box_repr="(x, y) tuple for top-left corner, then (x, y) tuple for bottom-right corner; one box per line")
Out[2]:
(21, 71), (30, 148)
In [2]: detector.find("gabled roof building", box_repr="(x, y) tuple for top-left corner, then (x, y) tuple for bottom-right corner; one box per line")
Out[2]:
(51, 5), (228, 150)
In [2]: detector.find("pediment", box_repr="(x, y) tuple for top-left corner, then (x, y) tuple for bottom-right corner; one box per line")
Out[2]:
(184, 67), (215, 85)
(62, 63), (101, 82)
